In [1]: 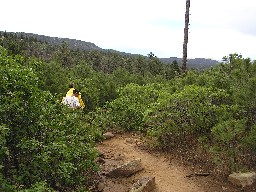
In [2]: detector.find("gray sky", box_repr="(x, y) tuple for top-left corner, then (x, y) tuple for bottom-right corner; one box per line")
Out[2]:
(1, 0), (256, 60)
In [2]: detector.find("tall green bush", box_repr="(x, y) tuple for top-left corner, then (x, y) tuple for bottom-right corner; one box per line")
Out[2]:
(106, 83), (161, 131)
(211, 118), (247, 172)
(144, 85), (230, 148)
(0, 46), (98, 191)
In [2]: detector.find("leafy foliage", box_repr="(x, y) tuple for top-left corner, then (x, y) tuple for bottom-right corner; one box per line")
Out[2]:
(106, 83), (161, 130)
(2, 31), (256, 183)
(93, 54), (256, 176)
(0, 46), (99, 191)
(145, 85), (230, 148)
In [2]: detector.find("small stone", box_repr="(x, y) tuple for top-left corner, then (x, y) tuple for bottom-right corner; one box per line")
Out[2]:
(103, 132), (115, 139)
(106, 158), (144, 178)
(126, 138), (135, 144)
(130, 176), (156, 192)
(228, 172), (256, 187)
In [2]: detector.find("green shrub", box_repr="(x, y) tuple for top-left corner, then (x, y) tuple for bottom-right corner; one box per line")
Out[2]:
(145, 84), (230, 148)
(19, 181), (55, 192)
(0, 46), (98, 191)
(211, 119), (248, 172)
(243, 124), (256, 152)
(107, 83), (161, 131)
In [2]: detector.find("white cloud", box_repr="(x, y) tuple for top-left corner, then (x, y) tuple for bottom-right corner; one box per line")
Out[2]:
(1, 0), (256, 60)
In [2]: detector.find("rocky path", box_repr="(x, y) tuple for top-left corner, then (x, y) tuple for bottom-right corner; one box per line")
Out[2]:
(95, 133), (240, 192)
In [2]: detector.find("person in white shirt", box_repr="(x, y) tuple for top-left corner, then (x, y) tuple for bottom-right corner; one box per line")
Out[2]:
(62, 89), (81, 109)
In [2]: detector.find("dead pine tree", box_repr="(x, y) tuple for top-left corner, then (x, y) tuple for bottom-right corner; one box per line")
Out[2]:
(182, 0), (190, 73)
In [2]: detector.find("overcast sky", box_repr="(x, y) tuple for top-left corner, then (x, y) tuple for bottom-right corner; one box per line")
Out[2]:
(1, 0), (256, 60)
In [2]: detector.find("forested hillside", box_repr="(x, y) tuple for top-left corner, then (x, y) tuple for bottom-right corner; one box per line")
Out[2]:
(161, 57), (219, 70)
(1, 31), (219, 70)
(5, 31), (102, 51)
(0, 31), (256, 191)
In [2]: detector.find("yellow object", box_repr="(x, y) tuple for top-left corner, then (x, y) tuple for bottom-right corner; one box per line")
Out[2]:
(66, 88), (74, 97)
(66, 88), (85, 109)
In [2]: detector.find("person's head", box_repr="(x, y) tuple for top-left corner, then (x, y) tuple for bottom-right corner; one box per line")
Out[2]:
(73, 89), (80, 97)
(68, 82), (74, 88)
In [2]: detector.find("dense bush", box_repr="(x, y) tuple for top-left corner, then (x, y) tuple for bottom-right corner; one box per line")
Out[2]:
(105, 83), (161, 131)
(0, 46), (99, 191)
(2, 31), (256, 180)
(94, 55), (256, 176)
(144, 85), (231, 149)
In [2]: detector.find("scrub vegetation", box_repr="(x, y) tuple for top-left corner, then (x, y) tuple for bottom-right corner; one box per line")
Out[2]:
(0, 32), (256, 191)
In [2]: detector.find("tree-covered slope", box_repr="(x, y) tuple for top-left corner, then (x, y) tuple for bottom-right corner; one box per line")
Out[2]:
(1, 31), (220, 69)
(1, 30), (255, 191)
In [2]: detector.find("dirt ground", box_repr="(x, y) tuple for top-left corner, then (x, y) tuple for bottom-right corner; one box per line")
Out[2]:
(95, 132), (252, 192)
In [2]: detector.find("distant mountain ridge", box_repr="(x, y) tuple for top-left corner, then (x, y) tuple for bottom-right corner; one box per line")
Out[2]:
(5, 31), (102, 51)
(160, 57), (219, 70)
(2, 31), (220, 69)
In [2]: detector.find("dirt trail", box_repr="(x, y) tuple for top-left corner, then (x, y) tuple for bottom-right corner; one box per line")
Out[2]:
(96, 133), (239, 192)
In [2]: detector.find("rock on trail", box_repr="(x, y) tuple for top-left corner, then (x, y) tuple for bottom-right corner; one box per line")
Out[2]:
(95, 133), (241, 192)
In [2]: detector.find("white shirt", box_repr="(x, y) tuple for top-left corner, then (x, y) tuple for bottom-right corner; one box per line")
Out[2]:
(62, 96), (81, 109)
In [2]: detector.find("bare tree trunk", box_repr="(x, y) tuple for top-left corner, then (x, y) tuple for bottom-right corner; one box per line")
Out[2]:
(182, 0), (190, 73)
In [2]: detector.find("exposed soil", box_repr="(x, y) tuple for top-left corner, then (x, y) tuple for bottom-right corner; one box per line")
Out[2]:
(95, 132), (252, 192)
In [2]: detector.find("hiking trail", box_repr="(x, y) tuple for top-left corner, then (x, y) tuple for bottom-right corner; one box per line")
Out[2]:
(95, 132), (242, 192)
